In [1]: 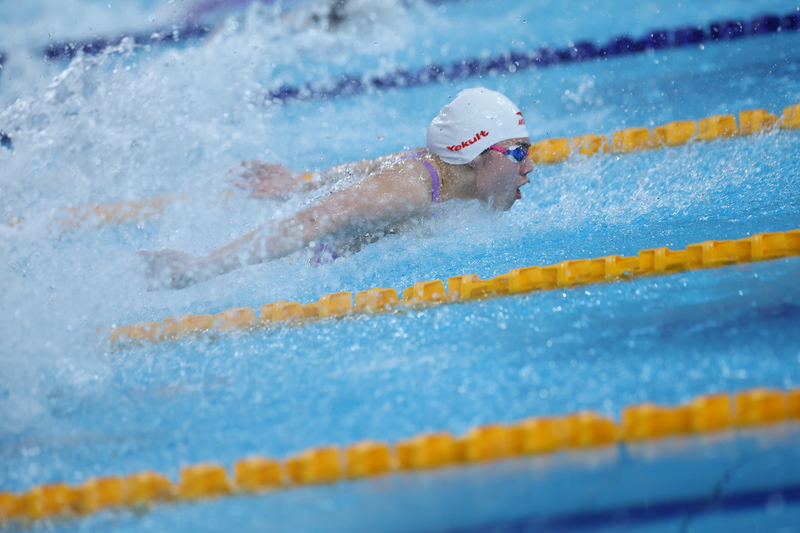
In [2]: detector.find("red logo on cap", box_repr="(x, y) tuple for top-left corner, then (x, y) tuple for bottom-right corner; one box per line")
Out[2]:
(517, 112), (525, 125)
(447, 130), (490, 152)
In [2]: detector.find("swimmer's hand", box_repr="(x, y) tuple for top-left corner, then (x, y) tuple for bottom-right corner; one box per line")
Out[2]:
(232, 160), (308, 200)
(137, 249), (209, 290)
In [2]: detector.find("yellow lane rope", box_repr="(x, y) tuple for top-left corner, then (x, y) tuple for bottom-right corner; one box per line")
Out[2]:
(107, 228), (800, 344)
(1, 386), (798, 525)
(8, 103), (800, 233)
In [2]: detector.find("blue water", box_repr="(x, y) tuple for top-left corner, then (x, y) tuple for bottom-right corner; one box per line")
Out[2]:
(1, 1), (800, 531)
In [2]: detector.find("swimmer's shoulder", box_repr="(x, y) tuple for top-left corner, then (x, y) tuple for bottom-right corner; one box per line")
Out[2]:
(358, 149), (433, 187)
(381, 147), (429, 167)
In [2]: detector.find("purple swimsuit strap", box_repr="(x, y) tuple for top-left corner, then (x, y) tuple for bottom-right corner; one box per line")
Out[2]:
(394, 151), (441, 204)
(418, 159), (440, 203)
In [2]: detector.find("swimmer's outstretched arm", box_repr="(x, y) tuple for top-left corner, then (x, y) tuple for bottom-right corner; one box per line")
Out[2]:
(142, 164), (431, 289)
(237, 150), (421, 199)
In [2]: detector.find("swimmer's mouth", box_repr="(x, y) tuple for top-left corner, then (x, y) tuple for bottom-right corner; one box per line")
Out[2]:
(516, 188), (522, 200)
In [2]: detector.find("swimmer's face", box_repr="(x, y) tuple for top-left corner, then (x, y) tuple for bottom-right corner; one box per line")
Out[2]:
(475, 137), (532, 211)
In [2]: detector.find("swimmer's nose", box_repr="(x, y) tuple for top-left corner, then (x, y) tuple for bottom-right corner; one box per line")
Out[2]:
(520, 158), (534, 176)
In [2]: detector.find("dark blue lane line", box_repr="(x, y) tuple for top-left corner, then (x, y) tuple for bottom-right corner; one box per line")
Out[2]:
(444, 483), (800, 533)
(42, 24), (213, 61)
(14, 8), (800, 72)
(0, 8), (797, 93)
(32, 0), (459, 62)
(261, 10), (800, 104)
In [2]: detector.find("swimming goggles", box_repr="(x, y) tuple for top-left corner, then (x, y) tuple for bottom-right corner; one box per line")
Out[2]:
(489, 143), (531, 163)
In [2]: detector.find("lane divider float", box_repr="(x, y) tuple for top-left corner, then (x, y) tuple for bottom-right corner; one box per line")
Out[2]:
(25, 0), (467, 64)
(261, 10), (800, 103)
(107, 227), (800, 345)
(8, 102), (799, 234)
(15, 9), (798, 82)
(519, 103), (797, 165)
(1, 386), (798, 526)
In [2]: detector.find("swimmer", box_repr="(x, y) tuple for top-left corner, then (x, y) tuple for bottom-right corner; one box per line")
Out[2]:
(190, 0), (357, 36)
(139, 87), (533, 290)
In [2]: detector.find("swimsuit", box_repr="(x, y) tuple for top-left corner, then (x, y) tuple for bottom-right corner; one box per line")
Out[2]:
(311, 151), (441, 265)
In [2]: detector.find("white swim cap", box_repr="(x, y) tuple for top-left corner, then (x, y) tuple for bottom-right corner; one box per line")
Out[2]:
(426, 87), (529, 164)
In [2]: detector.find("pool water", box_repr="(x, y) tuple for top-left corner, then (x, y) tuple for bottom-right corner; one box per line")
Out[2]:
(1, 0), (800, 531)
